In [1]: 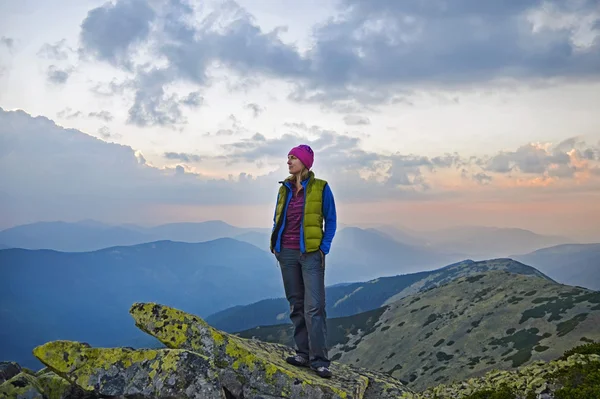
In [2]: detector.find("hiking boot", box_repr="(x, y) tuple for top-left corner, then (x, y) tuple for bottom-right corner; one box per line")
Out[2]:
(285, 354), (309, 367)
(311, 365), (332, 378)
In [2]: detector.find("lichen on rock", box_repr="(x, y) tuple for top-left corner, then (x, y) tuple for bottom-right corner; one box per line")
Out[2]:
(33, 341), (224, 398)
(420, 353), (600, 398)
(0, 372), (44, 399)
(130, 302), (417, 399)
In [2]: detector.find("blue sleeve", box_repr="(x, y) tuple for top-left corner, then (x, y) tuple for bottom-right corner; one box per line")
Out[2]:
(272, 191), (279, 232)
(320, 183), (337, 255)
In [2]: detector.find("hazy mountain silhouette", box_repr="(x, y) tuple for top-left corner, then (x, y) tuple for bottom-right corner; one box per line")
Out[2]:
(512, 243), (600, 290)
(371, 225), (574, 258)
(0, 220), (269, 252)
(0, 238), (285, 369)
(324, 227), (465, 284)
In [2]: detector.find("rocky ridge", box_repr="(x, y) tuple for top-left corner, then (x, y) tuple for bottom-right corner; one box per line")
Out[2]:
(2, 302), (415, 399)
(1, 302), (598, 399)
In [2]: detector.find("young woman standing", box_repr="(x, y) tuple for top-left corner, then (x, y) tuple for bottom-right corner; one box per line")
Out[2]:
(270, 144), (337, 378)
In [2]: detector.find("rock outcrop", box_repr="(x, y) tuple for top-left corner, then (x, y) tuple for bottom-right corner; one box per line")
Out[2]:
(3, 301), (597, 399)
(22, 302), (416, 399)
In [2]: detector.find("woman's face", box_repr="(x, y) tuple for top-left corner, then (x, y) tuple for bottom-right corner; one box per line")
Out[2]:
(287, 155), (304, 175)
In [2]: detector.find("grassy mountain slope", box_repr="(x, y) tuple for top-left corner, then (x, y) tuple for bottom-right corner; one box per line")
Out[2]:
(207, 259), (550, 332)
(512, 243), (600, 291)
(329, 271), (600, 391)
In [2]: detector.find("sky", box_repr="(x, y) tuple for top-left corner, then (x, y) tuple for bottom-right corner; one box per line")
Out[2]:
(0, 0), (599, 241)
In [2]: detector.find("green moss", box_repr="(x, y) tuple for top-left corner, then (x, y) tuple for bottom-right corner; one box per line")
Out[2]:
(0, 373), (44, 398)
(433, 339), (445, 347)
(36, 372), (74, 399)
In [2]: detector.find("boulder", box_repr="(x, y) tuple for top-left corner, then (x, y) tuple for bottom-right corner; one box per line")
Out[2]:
(130, 302), (417, 399)
(0, 372), (44, 399)
(33, 341), (224, 398)
(0, 361), (21, 384)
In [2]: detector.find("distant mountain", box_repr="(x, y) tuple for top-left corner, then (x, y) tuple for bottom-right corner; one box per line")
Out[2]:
(237, 270), (600, 391)
(512, 243), (600, 290)
(0, 243), (8, 249)
(325, 227), (465, 284)
(0, 238), (285, 369)
(207, 258), (551, 332)
(226, 226), (467, 284)
(0, 220), (269, 252)
(145, 220), (270, 244)
(0, 221), (154, 252)
(233, 231), (271, 251)
(406, 226), (574, 258)
(365, 224), (428, 246)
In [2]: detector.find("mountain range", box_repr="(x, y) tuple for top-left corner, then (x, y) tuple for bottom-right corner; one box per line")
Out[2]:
(0, 220), (574, 258)
(206, 258), (551, 332)
(1, 219), (585, 286)
(235, 269), (600, 391)
(0, 238), (285, 369)
(512, 243), (600, 291)
(0, 220), (270, 252)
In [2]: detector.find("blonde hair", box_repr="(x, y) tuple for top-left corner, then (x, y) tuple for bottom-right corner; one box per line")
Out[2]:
(287, 167), (310, 190)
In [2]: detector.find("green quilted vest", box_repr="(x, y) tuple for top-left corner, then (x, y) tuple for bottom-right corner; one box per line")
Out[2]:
(272, 171), (327, 253)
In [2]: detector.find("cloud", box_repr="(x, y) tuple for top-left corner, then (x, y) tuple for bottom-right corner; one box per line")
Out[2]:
(482, 139), (596, 176)
(343, 115), (371, 126)
(46, 65), (72, 84)
(89, 110), (114, 122)
(57, 108), (83, 119)
(126, 68), (187, 127)
(37, 39), (73, 60)
(1, 36), (14, 49)
(164, 152), (201, 163)
(181, 91), (204, 108)
(473, 172), (493, 185)
(1, 108), (600, 228)
(245, 103), (264, 118)
(79, 0), (156, 67)
(74, 0), (600, 124)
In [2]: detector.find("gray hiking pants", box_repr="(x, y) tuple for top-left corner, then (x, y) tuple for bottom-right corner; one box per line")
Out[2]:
(275, 248), (330, 368)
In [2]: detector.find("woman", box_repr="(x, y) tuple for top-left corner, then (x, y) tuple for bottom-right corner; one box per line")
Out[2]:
(270, 144), (337, 379)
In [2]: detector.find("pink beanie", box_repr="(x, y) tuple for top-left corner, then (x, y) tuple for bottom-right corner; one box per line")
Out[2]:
(288, 144), (314, 169)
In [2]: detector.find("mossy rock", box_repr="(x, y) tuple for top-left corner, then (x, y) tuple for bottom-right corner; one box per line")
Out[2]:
(130, 302), (417, 399)
(421, 353), (600, 399)
(0, 372), (44, 399)
(33, 341), (223, 398)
